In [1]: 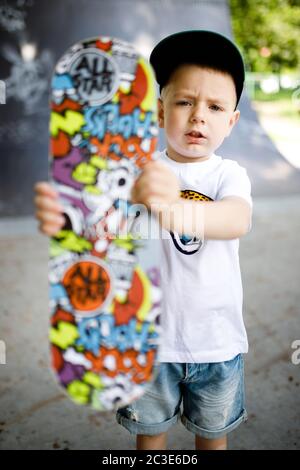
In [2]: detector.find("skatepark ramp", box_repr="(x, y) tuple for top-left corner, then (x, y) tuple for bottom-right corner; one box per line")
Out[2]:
(1, 0), (299, 216)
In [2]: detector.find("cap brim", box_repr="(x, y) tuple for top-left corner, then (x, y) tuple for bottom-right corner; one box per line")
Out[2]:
(149, 30), (245, 104)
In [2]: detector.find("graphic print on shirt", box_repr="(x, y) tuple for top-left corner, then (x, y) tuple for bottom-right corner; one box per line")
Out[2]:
(170, 190), (213, 255)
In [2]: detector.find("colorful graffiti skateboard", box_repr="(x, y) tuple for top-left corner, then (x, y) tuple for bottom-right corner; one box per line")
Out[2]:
(48, 36), (161, 411)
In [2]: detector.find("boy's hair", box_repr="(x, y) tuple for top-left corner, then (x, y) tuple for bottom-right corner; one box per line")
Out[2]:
(150, 30), (245, 109)
(160, 63), (237, 103)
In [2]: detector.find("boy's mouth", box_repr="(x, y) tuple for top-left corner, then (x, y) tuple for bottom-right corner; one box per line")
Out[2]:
(185, 130), (207, 141)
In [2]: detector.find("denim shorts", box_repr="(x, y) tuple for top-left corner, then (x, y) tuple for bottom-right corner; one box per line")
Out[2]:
(116, 354), (247, 439)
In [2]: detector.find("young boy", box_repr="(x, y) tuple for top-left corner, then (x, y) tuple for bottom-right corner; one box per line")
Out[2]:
(34, 30), (252, 451)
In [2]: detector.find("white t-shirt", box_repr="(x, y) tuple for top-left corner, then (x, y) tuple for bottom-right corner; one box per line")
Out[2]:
(157, 150), (253, 364)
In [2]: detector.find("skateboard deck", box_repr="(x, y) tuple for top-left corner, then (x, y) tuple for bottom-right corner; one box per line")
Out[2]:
(48, 36), (161, 411)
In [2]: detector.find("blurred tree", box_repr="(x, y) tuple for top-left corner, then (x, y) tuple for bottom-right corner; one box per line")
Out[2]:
(230, 0), (300, 73)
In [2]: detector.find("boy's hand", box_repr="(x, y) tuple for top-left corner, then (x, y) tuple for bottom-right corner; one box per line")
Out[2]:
(34, 182), (65, 236)
(131, 161), (181, 213)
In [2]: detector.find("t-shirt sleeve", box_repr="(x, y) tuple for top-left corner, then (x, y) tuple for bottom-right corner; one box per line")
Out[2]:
(217, 161), (253, 208)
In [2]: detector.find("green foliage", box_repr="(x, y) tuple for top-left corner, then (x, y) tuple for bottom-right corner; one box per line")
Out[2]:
(230, 0), (300, 73)
(254, 87), (294, 101)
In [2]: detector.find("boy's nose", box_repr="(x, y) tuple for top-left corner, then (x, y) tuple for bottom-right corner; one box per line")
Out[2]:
(190, 104), (205, 123)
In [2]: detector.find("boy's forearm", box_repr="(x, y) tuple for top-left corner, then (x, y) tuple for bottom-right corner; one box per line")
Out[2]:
(154, 196), (252, 240)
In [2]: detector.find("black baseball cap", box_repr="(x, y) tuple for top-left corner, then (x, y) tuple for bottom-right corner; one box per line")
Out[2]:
(149, 30), (245, 107)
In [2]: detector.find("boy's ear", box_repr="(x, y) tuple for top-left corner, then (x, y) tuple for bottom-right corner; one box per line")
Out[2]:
(158, 98), (164, 128)
(225, 110), (240, 137)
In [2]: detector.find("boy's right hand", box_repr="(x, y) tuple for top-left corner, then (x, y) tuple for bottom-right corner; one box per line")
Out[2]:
(34, 182), (65, 236)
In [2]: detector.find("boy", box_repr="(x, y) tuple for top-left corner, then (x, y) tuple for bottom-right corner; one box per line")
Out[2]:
(34, 30), (252, 451)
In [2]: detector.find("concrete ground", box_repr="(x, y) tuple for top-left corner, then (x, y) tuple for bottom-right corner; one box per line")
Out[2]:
(0, 195), (300, 450)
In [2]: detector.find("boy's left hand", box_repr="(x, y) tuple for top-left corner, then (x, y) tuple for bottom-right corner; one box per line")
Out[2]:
(131, 161), (181, 212)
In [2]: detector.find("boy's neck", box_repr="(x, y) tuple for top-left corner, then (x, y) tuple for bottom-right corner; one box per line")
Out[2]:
(165, 148), (213, 163)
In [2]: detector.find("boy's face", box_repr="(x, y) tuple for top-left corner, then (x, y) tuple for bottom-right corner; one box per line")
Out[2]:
(158, 64), (240, 163)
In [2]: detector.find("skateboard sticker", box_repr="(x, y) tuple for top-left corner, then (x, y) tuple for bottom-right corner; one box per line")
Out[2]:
(49, 36), (161, 411)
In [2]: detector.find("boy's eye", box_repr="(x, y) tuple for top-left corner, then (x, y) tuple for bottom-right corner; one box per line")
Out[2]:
(176, 100), (192, 106)
(210, 104), (222, 111)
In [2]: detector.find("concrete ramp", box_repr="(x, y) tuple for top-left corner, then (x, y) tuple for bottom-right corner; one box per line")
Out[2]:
(0, 0), (299, 216)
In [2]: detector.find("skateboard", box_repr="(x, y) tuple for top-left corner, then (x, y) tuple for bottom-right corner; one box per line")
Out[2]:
(48, 36), (161, 411)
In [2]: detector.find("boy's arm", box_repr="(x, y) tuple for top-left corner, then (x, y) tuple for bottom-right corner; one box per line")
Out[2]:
(131, 161), (252, 241)
(155, 195), (252, 240)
